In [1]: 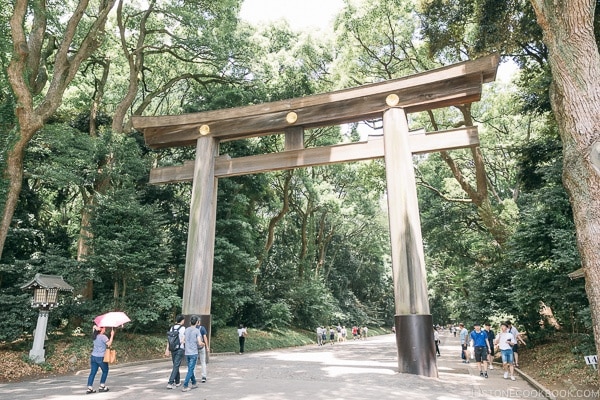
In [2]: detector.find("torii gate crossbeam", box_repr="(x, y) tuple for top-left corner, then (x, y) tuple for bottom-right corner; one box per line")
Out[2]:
(132, 54), (499, 377)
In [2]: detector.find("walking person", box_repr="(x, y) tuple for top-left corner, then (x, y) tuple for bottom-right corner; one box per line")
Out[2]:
(458, 323), (469, 363)
(197, 321), (209, 383)
(484, 322), (496, 369)
(506, 320), (526, 367)
(165, 314), (185, 389)
(316, 326), (323, 346)
(181, 315), (202, 392)
(86, 325), (114, 394)
(433, 326), (441, 356)
(238, 324), (248, 354)
(495, 322), (517, 380)
(329, 327), (335, 345)
(470, 323), (491, 378)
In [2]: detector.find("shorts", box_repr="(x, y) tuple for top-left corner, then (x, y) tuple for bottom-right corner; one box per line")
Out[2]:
(474, 346), (488, 362)
(501, 349), (514, 364)
(461, 343), (468, 351)
(512, 343), (519, 353)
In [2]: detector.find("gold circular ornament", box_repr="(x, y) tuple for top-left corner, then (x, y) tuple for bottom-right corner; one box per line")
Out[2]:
(286, 112), (298, 124)
(199, 125), (210, 135)
(386, 94), (400, 107)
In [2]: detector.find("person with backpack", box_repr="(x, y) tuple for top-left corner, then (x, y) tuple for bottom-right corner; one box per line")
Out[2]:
(165, 314), (185, 389)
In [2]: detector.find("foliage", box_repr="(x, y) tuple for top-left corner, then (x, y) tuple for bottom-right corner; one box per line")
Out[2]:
(84, 187), (174, 331)
(507, 129), (588, 336)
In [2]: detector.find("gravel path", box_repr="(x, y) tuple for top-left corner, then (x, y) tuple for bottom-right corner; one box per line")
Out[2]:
(0, 332), (552, 400)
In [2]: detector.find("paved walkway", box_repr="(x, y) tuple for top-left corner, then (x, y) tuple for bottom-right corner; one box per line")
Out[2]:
(0, 332), (553, 400)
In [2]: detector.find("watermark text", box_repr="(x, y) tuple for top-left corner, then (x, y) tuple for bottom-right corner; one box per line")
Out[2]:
(475, 389), (600, 398)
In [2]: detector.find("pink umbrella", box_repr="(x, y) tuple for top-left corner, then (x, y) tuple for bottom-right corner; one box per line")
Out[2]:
(94, 311), (131, 328)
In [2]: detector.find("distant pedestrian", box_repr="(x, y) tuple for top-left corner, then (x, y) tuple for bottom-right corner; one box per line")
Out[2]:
(484, 323), (495, 369)
(86, 325), (114, 394)
(362, 326), (368, 340)
(316, 326), (323, 346)
(470, 323), (490, 378)
(329, 327), (335, 345)
(181, 315), (202, 392)
(165, 314), (185, 389)
(238, 324), (248, 354)
(495, 322), (517, 380)
(433, 326), (441, 356)
(458, 323), (469, 363)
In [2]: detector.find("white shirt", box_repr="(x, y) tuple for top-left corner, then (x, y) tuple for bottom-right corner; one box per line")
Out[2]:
(496, 331), (516, 350)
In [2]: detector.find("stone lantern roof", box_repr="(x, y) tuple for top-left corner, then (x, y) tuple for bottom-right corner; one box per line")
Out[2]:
(20, 273), (74, 291)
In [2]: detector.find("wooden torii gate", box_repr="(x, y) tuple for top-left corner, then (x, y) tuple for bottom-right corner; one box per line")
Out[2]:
(132, 54), (499, 377)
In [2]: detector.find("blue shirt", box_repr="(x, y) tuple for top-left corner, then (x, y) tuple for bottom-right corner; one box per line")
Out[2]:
(184, 325), (208, 355)
(470, 329), (488, 347)
(459, 328), (468, 344)
(184, 326), (201, 355)
(91, 333), (109, 357)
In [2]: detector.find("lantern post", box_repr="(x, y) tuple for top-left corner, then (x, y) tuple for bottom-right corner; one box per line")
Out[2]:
(21, 274), (73, 363)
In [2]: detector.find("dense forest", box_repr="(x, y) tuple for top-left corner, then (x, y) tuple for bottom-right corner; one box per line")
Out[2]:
(0, 0), (595, 361)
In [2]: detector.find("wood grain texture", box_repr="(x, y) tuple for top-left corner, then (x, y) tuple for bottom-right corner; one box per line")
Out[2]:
(134, 55), (498, 148)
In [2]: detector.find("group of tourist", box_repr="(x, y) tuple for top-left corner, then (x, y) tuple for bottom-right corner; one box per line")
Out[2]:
(163, 314), (209, 392)
(315, 325), (368, 345)
(86, 314), (211, 394)
(457, 320), (526, 381)
(86, 315), (526, 393)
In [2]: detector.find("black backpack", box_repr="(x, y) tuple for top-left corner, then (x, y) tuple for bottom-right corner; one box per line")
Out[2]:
(167, 324), (181, 351)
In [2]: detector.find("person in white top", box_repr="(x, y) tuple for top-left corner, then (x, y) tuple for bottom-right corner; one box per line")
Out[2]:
(494, 322), (517, 380)
(237, 324), (248, 354)
(433, 327), (441, 356)
(506, 320), (526, 367)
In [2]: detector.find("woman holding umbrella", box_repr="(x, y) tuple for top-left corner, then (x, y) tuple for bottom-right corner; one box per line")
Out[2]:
(86, 324), (114, 394)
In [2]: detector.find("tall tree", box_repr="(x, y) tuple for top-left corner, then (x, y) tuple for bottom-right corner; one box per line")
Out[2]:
(419, 0), (600, 363)
(528, 0), (600, 370)
(0, 0), (117, 261)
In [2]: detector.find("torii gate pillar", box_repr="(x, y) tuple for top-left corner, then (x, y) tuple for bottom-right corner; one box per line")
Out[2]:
(182, 135), (218, 342)
(384, 107), (437, 377)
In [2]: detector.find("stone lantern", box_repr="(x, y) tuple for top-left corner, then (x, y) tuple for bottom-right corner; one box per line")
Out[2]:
(21, 273), (73, 363)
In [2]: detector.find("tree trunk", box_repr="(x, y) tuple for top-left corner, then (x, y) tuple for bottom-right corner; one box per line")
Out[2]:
(111, 0), (152, 134)
(253, 171), (292, 285)
(0, 0), (117, 261)
(529, 0), (600, 376)
(0, 127), (39, 260)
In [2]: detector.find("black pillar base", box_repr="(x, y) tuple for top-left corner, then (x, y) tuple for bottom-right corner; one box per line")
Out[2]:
(394, 314), (438, 377)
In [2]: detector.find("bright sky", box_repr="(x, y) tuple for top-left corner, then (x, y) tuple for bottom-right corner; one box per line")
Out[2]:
(240, 0), (344, 31)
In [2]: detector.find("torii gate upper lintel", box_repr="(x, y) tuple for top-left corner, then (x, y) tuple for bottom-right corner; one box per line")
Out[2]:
(132, 54), (500, 378)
